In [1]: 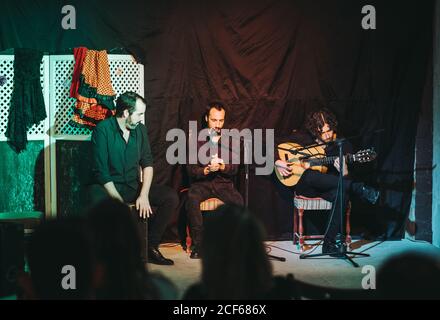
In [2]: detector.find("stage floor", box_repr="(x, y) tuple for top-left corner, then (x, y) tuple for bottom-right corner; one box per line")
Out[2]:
(148, 239), (440, 299)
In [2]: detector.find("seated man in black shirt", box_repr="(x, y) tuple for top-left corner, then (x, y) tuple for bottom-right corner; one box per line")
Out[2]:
(186, 102), (244, 259)
(88, 91), (178, 265)
(275, 108), (379, 254)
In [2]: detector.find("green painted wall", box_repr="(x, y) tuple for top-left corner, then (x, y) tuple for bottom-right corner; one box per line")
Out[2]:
(0, 141), (45, 213)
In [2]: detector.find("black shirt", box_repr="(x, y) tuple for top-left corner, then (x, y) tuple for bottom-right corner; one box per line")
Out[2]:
(91, 117), (153, 192)
(187, 136), (239, 184)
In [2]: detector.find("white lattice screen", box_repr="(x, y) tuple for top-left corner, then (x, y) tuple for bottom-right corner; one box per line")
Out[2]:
(51, 55), (144, 137)
(0, 54), (144, 140)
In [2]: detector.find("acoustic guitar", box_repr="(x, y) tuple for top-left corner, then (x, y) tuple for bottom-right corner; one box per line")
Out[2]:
(275, 142), (377, 187)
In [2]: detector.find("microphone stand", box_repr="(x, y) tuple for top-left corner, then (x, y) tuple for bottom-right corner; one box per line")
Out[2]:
(298, 137), (369, 268)
(244, 138), (250, 209)
(243, 139), (286, 262)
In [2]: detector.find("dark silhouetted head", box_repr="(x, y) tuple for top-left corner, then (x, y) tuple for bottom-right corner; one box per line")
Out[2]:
(26, 218), (95, 299)
(86, 198), (156, 299)
(201, 204), (272, 299)
(377, 251), (440, 299)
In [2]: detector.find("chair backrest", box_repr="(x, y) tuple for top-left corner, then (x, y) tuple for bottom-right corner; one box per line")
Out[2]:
(200, 198), (224, 211)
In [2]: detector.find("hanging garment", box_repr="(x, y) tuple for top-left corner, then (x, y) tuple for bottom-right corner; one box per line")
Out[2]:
(6, 48), (47, 153)
(70, 48), (116, 128)
(70, 47), (88, 98)
(70, 101), (115, 128)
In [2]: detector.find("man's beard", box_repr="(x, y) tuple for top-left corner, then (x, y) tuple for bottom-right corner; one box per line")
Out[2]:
(208, 127), (221, 135)
(126, 119), (139, 130)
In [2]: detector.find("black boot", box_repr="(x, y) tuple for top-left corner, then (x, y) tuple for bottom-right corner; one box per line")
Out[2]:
(322, 238), (343, 257)
(148, 247), (174, 265)
(190, 245), (201, 259)
(189, 229), (202, 259)
(351, 183), (380, 205)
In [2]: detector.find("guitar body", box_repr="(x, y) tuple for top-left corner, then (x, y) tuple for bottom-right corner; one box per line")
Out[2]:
(275, 142), (328, 187)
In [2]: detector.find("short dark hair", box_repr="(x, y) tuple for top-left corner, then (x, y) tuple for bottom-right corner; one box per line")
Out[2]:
(202, 101), (226, 128)
(304, 108), (338, 139)
(204, 101), (226, 119)
(115, 91), (147, 117)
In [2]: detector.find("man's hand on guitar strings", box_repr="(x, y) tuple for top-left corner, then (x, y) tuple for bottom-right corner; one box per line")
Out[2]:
(299, 160), (311, 170)
(275, 160), (292, 177)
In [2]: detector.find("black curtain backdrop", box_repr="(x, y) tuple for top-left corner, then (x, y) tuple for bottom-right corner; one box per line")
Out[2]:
(1, 0), (433, 240)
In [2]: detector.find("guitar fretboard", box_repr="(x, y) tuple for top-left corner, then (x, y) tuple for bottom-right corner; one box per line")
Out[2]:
(306, 154), (354, 166)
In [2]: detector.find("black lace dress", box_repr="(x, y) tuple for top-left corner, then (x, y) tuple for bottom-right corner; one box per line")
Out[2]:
(6, 48), (46, 153)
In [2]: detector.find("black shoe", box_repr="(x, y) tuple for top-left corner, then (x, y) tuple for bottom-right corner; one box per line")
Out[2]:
(190, 246), (201, 259)
(360, 185), (380, 204)
(352, 183), (380, 205)
(148, 247), (174, 265)
(322, 240), (342, 257)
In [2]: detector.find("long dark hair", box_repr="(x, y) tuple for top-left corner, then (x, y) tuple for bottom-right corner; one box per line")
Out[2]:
(304, 108), (338, 139)
(201, 204), (273, 299)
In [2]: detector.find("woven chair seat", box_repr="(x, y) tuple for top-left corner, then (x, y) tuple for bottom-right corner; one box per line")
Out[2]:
(293, 196), (332, 210)
(200, 198), (224, 211)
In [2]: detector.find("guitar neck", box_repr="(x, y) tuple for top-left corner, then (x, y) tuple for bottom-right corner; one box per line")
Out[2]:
(307, 154), (354, 166)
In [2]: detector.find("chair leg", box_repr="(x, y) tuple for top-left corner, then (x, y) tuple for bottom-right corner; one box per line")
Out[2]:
(345, 202), (352, 247)
(298, 208), (304, 251)
(293, 207), (298, 245)
(186, 226), (192, 253)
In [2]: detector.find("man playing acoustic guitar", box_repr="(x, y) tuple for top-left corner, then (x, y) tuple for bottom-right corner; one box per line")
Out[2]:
(275, 108), (379, 254)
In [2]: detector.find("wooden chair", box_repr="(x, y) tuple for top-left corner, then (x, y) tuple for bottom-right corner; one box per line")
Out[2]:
(293, 195), (351, 252)
(179, 188), (225, 252)
(184, 197), (224, 251)
(199, 198), (224, 212)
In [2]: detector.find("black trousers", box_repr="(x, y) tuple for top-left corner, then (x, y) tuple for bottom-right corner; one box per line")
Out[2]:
(295, 170), (353, 242)
(185, 181), (244, 247)
(87, 183), (179, 248)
